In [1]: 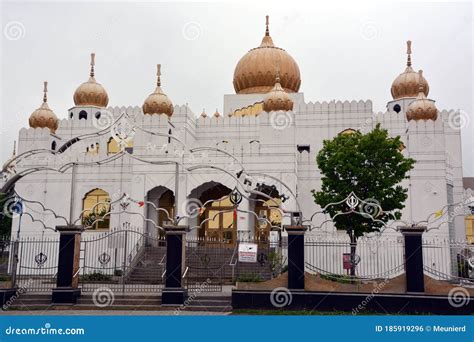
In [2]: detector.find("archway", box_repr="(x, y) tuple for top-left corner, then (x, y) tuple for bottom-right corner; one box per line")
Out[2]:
(146, 186), (175, 242)
(250, 184), (283, 242)
(188, 182), (235, 246)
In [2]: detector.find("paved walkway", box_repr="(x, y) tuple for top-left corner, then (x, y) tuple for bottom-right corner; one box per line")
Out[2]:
(0, 310), (230, 316)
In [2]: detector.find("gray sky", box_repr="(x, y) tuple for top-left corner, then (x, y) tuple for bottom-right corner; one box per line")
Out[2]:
(1, 1), (473, 175)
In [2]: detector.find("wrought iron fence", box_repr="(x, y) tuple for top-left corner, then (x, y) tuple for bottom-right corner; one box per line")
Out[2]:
(15, 236), (59, 293)
(304, 235), (405, 280)
(79, 228), (166, 294)
(423, 237), (474, 284)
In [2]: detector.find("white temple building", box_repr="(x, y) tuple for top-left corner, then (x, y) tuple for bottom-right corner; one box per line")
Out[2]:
(2, 15), (467, 258)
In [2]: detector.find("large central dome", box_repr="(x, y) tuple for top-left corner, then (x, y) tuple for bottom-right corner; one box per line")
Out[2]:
(233, 16), (301, 94)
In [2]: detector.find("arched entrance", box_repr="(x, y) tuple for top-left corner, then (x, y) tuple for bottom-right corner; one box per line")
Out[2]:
(251, 184), (283, 242)
(188, 182), (236, 246)
(146, 186), (175, 242)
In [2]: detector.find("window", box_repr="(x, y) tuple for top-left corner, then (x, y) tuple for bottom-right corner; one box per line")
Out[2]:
(393, 104), (401, 113)
(82, 189), (111, 230)
(79, 110), (88, 120)
(107, 137), (133, 154)
(86, 143), (99, 155)
(95, 111), (101, 119)
(70, 112), (73, 119)
(51, 141), (56, 151)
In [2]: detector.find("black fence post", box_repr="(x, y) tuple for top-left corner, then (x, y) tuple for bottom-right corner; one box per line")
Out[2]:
(399, 226), (426, 293)
(52, 225), (83, 304)
(284, 225), (308, 290)
(162, 225), (188, 305)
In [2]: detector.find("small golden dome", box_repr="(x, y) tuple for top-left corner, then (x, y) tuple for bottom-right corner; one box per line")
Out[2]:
(406, 70), (438, 121)
(29, 81), (59, 133)
(73, 53), (109, 107)
(142, 64), (174, 117)
(391, 41), (429, 99)
(233, 16), (301, 94)
(200, 109), (207, 118)
(263, 73), (294, 112)
(213, 109), (221, 118)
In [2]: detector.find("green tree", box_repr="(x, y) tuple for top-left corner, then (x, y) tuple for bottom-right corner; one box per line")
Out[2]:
(312, 124), (415, 277)
(0, 193), (13, 238)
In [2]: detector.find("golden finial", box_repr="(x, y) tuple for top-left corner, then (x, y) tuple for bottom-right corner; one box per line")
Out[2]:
(157, 64), (161, 87)
(43, 81), (48, 103)
(418, 69), (424, 92)
(90, 52), (95, 77)
(406, 40), (412, 67)
(265, 15), (270, 36)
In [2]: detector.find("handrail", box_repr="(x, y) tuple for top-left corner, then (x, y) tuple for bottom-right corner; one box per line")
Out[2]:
(159, 254), (166, 265)
(229, 243), (239, 266)
(73, 267), (81, 278)
(182, 266), (189, 279)
(161, 269), (166, 279)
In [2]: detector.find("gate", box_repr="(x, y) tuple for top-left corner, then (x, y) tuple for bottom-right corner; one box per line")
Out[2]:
(14, 236), (59, 293)
(79, 229), (166, 294)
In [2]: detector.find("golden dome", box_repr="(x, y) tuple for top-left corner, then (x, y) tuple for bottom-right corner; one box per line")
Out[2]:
(142, 64), (174, 117)
(233, 16), (301, 94)
(263, 73), (294, 112)
(391, 41), (429, 99)
(29, 81), (59, 133)
(406, 70), (438, 121)
(73, 53), (109, 107)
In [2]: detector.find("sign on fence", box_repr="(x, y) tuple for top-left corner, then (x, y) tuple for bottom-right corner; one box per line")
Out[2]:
(343, 253), (351, 270)
(238, 243), (258, 263)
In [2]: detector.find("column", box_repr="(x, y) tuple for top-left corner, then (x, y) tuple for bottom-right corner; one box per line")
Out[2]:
(52, 225), (83, 304)
(162, 224), (188, 305)
(284, 222), (307, 290)
(399, 226), (426, 293)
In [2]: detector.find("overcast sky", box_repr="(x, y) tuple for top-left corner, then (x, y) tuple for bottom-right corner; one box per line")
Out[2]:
(1, 1), (473, 175)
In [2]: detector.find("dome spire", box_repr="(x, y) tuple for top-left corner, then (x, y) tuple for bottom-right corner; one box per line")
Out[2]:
(406, 40), (412, 67)
(74, 52), (109, 107)
(90, 52), (95, 78)
(260, 15), (274, 47)
(43, 81), (48, 103)
(265, 15), (270, 36)
(29, 81), (59, 133)
(142, 64), (174, 116)
(156, 64), (161, 87)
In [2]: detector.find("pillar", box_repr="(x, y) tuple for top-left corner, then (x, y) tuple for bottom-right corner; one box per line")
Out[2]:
(52, 225), (83, 304)
(162, 224), (188, 305)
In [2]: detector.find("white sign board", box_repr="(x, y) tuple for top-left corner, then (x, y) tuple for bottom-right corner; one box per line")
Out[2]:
(238, 243), (258, 263)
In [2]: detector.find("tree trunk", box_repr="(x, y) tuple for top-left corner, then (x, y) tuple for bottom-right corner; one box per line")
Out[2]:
(349, 230), (357, 282)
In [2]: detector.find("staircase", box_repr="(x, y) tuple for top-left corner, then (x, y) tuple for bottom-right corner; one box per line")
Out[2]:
(126, 246), (166, 284)
(6, 293), (232, 313)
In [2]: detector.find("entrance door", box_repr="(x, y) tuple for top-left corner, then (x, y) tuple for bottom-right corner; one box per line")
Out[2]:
(202, 198), (236, 246)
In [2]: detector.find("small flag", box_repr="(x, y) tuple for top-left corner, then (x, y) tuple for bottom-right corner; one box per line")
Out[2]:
(138, 201), (145, 207)
(233, 208), (238, 224)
